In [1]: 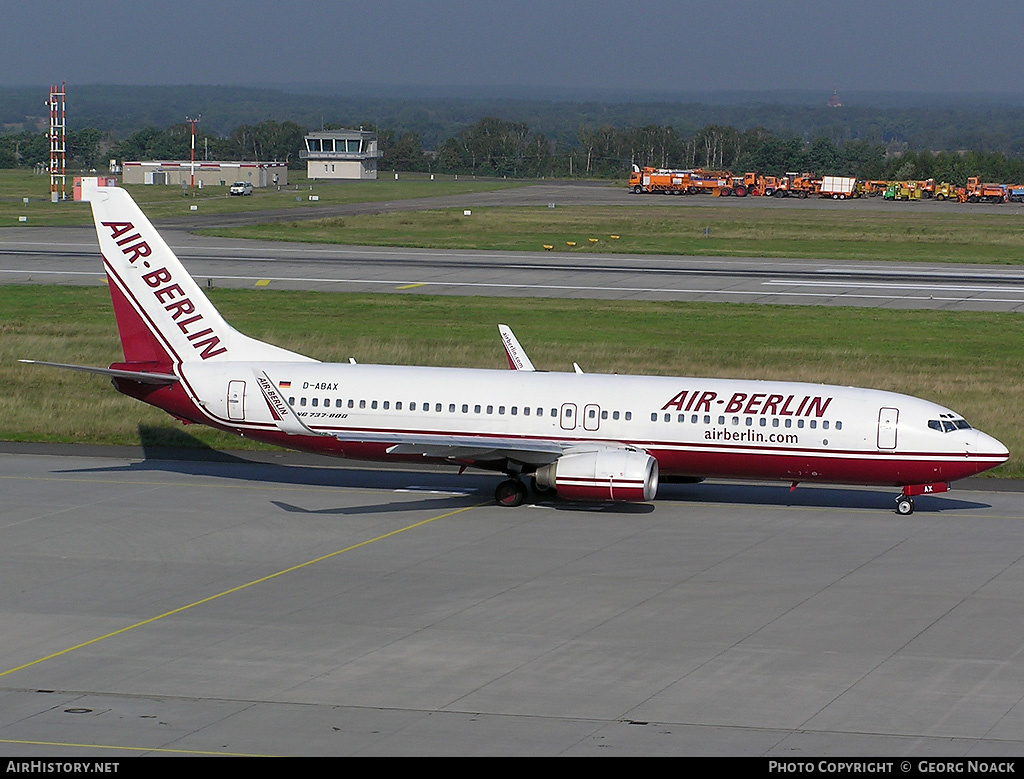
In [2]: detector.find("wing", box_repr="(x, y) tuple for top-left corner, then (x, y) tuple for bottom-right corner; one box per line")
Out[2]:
(336, 429), (566, 465)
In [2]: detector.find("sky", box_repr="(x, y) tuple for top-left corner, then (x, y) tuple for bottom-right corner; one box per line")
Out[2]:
(5, 1), (1024, 97)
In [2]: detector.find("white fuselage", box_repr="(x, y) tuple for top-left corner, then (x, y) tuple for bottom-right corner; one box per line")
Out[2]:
(172, 361), (1007, 488)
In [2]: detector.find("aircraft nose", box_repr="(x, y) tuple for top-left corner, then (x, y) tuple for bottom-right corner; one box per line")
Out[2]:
(974, 430), (1009, 462)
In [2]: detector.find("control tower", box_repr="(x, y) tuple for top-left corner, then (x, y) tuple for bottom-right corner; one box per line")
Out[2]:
(302, 129), (379, 180)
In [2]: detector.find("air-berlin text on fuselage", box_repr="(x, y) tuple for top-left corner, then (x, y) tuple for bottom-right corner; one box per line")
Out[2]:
(661, 389), (833, 417)
(102, 221), (227, 360)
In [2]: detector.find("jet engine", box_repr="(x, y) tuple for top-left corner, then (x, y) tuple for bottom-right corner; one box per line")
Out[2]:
(534, 449), (659, 502)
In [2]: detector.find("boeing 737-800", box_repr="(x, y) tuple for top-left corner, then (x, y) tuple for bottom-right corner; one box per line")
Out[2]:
(23, 181), (1009, 513)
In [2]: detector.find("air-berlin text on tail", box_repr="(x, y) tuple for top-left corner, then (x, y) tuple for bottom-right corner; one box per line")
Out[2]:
(101, 221), (227, 360)
(662, 389), (833, 417)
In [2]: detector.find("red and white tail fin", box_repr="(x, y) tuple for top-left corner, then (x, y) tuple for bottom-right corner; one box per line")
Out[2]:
(85, 181), (316, 368)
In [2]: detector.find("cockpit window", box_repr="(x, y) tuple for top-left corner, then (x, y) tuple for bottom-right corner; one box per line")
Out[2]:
(929, 418), (973, 433)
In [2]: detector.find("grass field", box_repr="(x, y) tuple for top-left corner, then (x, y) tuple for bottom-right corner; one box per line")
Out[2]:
(0, 168), (527, 226)
(204, 203), (1024, 264)
(2, 286), (1019, 479)
(6, 166), (1024, 264)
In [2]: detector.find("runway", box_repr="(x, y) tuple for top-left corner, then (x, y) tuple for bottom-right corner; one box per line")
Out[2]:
(2, 447), (1023, 757)
(5, 225), (1024, 311)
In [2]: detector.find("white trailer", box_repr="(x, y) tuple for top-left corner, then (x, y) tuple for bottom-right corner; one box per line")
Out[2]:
(819, 176), (857, 199)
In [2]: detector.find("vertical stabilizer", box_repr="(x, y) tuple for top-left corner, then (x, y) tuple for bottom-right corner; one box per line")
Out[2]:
(88, 185), (315, 367)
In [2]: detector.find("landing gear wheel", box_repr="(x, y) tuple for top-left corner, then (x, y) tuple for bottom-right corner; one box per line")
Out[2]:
(495, 479), (527, 507)
(895, 496), (915, 515)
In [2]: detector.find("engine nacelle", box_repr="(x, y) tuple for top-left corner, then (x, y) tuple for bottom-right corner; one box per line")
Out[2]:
(535, 449), (659, 502)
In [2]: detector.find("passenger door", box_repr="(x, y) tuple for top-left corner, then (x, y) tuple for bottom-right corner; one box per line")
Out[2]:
(560, 403), (577, 431)
(227, 380), (246, 421)
(877, 407), (898, 449)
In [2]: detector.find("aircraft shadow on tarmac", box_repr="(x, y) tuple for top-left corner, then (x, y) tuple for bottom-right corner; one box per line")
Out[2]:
(270, 497), (658, 516)
(657, 480), (992, 514)
(57, 455), (484, 492)
(54, 426), (481, 489)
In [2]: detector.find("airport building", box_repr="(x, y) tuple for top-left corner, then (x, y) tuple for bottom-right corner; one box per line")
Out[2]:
(121, 160), (289, 188)
(302, 129), (379, 180)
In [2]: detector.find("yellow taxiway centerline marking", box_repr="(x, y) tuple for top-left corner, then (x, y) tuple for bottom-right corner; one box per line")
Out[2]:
(0, 737), (272, 758)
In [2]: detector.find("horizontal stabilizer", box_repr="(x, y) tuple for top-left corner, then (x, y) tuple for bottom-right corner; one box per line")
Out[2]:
(19, 360), (178, 385)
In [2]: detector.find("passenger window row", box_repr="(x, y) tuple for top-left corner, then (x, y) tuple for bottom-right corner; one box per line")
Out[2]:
(649, 412), (841, 430)
(286, 396), (634, 420)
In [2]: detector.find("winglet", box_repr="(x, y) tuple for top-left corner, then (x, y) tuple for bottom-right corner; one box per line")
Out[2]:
(498, 324), (536, 371)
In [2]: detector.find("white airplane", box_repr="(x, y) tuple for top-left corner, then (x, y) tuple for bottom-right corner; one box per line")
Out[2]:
(23, 181), (1009, 513)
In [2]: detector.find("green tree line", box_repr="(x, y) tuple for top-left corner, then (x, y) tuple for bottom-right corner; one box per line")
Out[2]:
(5, 117), (1024, 185)
(387, 119), (1024, 183)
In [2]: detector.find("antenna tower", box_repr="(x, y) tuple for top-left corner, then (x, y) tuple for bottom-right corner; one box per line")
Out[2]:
(49, 83), (66, 201)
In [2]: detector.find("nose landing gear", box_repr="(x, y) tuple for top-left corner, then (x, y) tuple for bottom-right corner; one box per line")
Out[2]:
(895, 482), (949, 515)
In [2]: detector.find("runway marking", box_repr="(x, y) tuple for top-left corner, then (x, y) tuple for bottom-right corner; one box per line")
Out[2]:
(764, 279), (1024, 293)
(0, 499), (487, 680)
(6, 267), (1023, 304)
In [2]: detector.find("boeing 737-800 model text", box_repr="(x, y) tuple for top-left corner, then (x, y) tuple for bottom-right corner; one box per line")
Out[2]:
(23, 181), (1009, 513)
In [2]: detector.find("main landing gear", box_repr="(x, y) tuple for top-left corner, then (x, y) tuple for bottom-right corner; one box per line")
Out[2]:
(895, 495), (915, 515)
(494, 475), (557, 507)
(495, 478), (528, 507)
